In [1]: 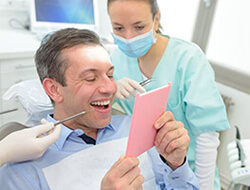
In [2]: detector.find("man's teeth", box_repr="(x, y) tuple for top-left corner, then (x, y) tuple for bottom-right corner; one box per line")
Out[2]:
(91, 100), (110, 106)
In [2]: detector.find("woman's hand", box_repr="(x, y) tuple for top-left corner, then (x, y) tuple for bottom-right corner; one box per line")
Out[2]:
(116, 77), (145, 100)
(0, 119), (61, 166)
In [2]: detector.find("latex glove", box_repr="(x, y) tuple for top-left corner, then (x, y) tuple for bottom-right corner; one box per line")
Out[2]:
(116, 77), (146, 100)
(0, 119), (61, 166)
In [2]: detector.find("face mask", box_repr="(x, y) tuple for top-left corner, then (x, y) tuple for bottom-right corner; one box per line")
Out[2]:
(112, 28), (156, 58)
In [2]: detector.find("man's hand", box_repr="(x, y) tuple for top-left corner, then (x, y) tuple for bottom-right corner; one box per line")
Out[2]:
(101, 156), (144, 190)
(154, 111), (190, 170)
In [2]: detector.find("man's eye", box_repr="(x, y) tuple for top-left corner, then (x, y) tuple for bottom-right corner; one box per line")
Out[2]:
(86, 78), (96, 82)
(108, 75), (114, 79)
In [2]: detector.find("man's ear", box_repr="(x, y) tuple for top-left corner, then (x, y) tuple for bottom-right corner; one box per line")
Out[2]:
(42, 78), (63, 103)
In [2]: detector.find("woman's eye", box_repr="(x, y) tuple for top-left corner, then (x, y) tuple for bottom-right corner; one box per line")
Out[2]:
(114, 26), (123, 32)
(135, 25), (145, 31)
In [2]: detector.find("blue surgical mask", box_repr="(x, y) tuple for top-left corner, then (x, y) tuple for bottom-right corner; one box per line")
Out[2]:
(112, 29), (156, 58)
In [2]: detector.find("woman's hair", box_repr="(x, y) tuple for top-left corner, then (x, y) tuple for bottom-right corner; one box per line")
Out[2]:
(107, 0), (162, 33)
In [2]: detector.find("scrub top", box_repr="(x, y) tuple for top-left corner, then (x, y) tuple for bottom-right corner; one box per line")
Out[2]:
(110, 37), (230, 188)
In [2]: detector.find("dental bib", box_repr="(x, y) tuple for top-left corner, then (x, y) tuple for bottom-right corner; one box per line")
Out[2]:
(43, 137), (157, 189)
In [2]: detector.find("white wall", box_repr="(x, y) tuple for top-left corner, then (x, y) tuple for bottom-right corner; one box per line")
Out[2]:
(206, 0), (250, 76)
(95, 0), (112, 40)
(0, 2), (28, 30)
(158, 0), (200, 41)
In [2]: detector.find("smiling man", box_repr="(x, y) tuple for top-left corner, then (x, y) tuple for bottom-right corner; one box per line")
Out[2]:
(41, 38), (117, 139)
(0, 28), (199, 190)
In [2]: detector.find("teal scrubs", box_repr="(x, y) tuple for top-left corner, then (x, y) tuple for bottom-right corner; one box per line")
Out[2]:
(110, 37), (230, 189)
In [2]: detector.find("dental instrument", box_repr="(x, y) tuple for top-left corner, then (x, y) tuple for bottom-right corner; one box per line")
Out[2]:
(54, 110), (89, 126)
(139, 78), (152, 87)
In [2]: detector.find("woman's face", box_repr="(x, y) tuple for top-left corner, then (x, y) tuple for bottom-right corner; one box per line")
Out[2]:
(108, 0), (159, 40)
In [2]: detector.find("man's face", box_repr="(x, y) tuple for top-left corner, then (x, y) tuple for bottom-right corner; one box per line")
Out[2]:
(58, 45), (117, 130)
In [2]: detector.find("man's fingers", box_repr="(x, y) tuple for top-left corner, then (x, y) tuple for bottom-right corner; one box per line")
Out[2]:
(156, 127), (183, 153)
(122, 166), (141, 185)
(164, 135), (189, 154)
(137, 186), (143, 190)
(154, 121), (180, 146)
(129, 175), (145, 189)
(110, 155), (125, 170)
(116, 157), (140, 178)
(154, 111), (175, 129)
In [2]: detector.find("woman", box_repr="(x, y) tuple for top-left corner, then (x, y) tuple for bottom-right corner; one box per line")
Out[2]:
(108, 0), (230, 189)
(0, 120), (61, 166)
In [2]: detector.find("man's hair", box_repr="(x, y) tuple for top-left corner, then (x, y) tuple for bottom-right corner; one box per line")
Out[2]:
(35, 28), (102, 86)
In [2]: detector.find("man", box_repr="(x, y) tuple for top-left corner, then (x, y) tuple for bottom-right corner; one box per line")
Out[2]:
(0, 28), (199, 189)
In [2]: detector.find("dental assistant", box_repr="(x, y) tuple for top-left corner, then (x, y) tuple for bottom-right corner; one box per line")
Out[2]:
(108, 0), (230, 189)
(0, 120), (61, 167)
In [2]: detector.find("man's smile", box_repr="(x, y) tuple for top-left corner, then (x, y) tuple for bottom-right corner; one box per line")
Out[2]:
(90, 100), (111, 110)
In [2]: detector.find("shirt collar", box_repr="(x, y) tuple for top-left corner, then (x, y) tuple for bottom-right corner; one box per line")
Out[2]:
(105, 123), (115, 132)
(46, 115), (73, 150)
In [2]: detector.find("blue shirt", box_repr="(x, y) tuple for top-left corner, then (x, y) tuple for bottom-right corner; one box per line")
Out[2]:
(0, 115), (199, 190)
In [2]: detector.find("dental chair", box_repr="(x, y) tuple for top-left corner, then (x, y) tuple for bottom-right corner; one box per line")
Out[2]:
(227, 126), (250, 189)
(0, 122), (27, 141)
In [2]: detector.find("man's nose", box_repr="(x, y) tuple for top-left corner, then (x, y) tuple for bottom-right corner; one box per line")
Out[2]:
(99, 77), (117, 95)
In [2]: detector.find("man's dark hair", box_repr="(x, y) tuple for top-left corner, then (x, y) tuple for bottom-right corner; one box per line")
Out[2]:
(35, 28), (102, 86)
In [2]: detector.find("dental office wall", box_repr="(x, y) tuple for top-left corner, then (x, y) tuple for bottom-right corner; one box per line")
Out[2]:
(0, 0), (249, 188)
